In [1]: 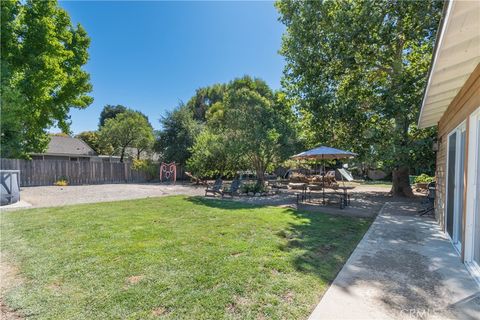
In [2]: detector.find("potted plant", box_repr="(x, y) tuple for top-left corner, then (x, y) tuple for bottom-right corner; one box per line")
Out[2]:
(414, 174), (434, 191)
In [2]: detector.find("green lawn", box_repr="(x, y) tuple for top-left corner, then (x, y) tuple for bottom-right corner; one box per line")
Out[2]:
(359, 180), (393, 188)
(1, 196), (371, 319)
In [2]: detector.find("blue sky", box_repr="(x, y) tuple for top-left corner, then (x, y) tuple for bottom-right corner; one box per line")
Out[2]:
(59, 1), (285, 134)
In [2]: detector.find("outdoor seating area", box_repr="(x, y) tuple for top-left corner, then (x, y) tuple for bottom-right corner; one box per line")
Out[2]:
(204, 178), (277, 198)
(203, 146), (359, 210)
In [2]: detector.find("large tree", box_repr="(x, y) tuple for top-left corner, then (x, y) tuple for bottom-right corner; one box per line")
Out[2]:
(1, 0), (93, 158)
(99, 111), (154, 162)
(276, 0), (442, 196)
(187, 76), (296, 181)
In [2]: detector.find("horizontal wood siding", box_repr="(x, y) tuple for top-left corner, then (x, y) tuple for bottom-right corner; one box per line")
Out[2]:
(435, 63), (480, 230)
(0, 159), (161, 187)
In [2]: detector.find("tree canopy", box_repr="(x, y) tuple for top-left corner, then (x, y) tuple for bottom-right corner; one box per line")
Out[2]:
(75, 131), (113, 155)
(1, 0), (93, 158)
(185, 84), (226, 122)
(98, 105), (127, 128)
(185, 76), (297, 180)
(155, 104), (204, 165)
(98, 104), (149, 128)
(276, 0), (442, 196)
(99, 110), (155, 162)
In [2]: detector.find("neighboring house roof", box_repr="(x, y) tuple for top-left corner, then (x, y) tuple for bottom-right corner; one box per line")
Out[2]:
(32, 135), (96, 156)
(418, 0), (480, 128)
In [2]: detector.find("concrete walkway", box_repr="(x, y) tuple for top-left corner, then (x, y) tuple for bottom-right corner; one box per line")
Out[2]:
(309, 202), (480, 320)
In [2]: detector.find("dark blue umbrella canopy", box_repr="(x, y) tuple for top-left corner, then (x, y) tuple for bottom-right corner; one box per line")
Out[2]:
(291, 146), (357, 160)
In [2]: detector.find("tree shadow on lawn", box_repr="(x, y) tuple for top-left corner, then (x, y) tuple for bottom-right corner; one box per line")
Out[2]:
(186, 196), (372, 282)
(279, 210), (372, 283)
(186, 196), (264, 210)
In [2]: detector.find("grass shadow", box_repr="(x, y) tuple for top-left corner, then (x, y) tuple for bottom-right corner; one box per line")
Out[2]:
(186, 196), (269, 210)
(272, 208), (371, 285)
(187, 195), (372, 283)
(282, 209), (372, 282)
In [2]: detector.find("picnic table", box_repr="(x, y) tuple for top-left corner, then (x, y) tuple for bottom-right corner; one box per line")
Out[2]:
(294, 183), (355, 209)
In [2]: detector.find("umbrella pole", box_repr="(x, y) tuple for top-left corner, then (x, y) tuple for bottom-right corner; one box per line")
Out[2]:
(322, 155), (325, 205)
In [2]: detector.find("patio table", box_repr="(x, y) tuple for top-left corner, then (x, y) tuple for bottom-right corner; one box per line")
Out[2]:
(297, 184), (347, 209)
(332, 186), (355, 206)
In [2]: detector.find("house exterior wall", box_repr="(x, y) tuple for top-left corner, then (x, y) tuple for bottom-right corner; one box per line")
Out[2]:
(435, 63), (480, 242)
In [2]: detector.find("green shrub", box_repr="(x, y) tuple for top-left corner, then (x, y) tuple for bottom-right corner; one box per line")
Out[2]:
(414, 174), (435, 184)
(54, 176), (68, 186)
(132, 159), (158, 181)
(240, 182), (267, 194)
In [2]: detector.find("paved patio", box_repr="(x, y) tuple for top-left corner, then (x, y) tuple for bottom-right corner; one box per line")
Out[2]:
(234, 184), (408, 218)
(309, 202), (480, 320)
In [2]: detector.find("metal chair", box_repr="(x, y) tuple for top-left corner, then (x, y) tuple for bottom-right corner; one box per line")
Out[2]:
(418, 181), (435, 216)
(205, 178), (223, 197)
(221, 179), (241, 198)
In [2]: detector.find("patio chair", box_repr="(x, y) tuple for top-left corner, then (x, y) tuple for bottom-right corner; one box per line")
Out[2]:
(205, 178), (223, 197)
(418, 181), (435, 216)
(319, 170), (337, 187)
(185, 171), (208, 185)
(289, 172), (309, 183)
(222, 179), (241, 198)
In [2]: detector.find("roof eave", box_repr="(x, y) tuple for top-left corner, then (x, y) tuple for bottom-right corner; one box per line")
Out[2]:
(418, 0), (451, 129)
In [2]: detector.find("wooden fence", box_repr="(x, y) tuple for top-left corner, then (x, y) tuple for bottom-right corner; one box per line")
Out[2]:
(0, 158), (157, 187)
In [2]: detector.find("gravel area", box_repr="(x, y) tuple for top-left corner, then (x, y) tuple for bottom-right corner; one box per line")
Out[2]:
(18, 183), (205, 208)
(12, 183), (420, 215)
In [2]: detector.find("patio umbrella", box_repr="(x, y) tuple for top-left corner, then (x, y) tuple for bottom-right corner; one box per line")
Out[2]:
(291, 146), (357, 204)
(291, 146), (356, 160)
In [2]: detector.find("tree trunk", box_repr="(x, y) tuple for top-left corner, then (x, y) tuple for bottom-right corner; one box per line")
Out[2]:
(391, 166), (414, 197)
(255, 162), (265, 184)
(120, 147), (126, 163)
(137, 149), (141, 160)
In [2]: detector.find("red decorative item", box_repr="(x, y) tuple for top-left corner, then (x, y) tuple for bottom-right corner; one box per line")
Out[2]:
(160, 162), (176, 183)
